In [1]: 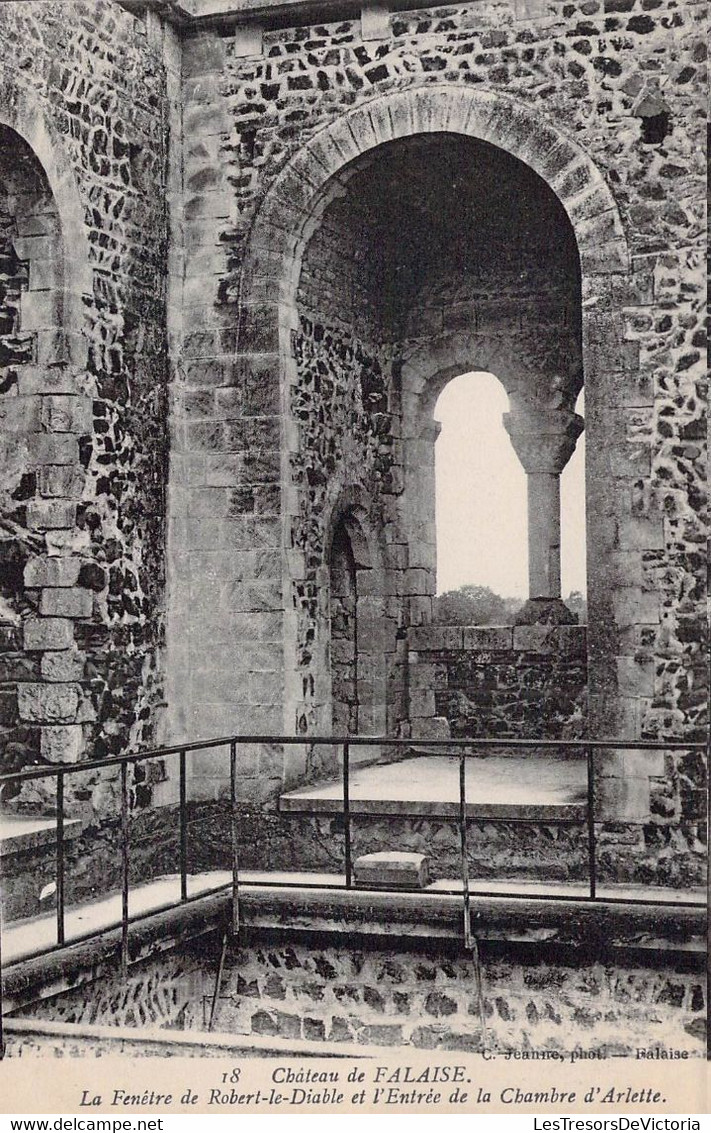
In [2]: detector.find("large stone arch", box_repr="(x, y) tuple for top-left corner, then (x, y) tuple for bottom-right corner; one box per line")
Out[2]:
(235, 83), (630, 741)
(0, 80), (94, 788)
(173, 83), (635, 802)
(239, 83), (629, 333)
(0, 79), (92, 360)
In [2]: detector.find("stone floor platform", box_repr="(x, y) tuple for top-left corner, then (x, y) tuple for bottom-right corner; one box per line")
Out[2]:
(279, 751), (587, 820)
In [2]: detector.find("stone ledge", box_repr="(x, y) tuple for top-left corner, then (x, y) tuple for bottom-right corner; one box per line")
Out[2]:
(2, 1016), (377, 1060)
(238, 886), (705, 954)
(279, 795), (586, 820)
(117, 0), (525, 31)
(4, 881), (704, 1015)
(278, 751), (588, 820)
(0, 814), (82, 859)
(408, 623), (586, 655)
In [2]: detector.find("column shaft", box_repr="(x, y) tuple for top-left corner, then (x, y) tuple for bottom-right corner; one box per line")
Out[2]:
(527, 472), (561, 599)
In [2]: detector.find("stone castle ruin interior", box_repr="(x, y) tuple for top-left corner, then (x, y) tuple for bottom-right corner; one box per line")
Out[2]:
(0, 0), (706, 1059)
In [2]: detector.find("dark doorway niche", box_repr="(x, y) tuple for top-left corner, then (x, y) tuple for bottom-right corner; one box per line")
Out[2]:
(329, 517), (359, 735)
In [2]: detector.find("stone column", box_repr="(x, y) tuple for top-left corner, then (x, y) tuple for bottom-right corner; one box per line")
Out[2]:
(503, 407), (584, 624)
(527, 470), (562, 599)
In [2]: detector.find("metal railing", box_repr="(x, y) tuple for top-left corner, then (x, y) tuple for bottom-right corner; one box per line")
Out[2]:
(0, 731), (707, 1055)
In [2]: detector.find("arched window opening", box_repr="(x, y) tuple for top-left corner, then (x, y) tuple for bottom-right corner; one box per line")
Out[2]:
(292, 128), (585, 759)
(434, 372), (527, 609)
(433, 374), (586, 625)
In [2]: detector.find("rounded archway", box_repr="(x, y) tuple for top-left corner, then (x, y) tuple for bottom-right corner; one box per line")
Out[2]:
(0, 104), (92, 793)
(225, 84), (630, 742)
(0, 83), (92, 354)
(240, 84), (628, 340)
(281, 122), (593, 734)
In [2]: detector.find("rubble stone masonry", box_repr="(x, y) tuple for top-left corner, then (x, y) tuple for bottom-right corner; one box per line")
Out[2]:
(15, 929), (707, 1057)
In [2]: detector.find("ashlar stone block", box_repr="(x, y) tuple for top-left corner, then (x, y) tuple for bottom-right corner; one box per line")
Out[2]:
(38, 465), (85, 498)
(40, 588), (92, 618)
(596, 776), (650, 822)
(618, 516), (665, 551)
(26, 500), (77, 531)
(23, 618), (75, 651)
(24, 557), (80, 588)
(613, 589), (660, 627)
(40, 724), (83, 763)
(354, 852), (429, 889)
(41, 394), (93, 434)
(18, 683), (80, 723)
(616, 657), (655, 698)
(41, 650), (85, 683)
(27, 433), (78, 465)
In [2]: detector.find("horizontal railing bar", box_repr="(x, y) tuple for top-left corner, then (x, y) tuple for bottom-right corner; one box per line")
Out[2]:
(0, 733), (706, 785)
(0, 736), (238, 784)
(181, 877), (707, 910)
(327, 813), (588, 825)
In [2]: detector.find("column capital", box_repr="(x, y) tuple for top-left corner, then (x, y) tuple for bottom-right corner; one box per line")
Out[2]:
(503, 408), (584, 475)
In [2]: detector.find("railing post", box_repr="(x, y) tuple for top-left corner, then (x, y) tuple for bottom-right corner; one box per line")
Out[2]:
(459, 750), (472, 950)
(701, 725), (706, 1060)
(0, 867), (5, 1059)
(56, 771), (65, 946)
(343, 741), (352, 888)
(586, 744), (597, 901)
(179, 750), (188, 902)
(230, 741), (240, 936)
(120, 762), (130, 972)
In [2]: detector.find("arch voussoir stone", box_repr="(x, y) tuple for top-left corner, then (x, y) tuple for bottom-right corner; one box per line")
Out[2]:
(553, 158), (603, 201)
(341, 108), (379, 156)
(281, 148), (326, 195)
(580, 239), (630, 276)
(456, 88), (499, 137)
(567, 183), (619, 225)
(384, 88), (419, 142)
(326, 117), (366, 168)
(535, 138), (581, 187)
(364, 100), (396, 148)
(410, 86), (442, 136)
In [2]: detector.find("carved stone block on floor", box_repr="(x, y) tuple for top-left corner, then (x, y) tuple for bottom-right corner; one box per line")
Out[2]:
(354, 851), (429, 889)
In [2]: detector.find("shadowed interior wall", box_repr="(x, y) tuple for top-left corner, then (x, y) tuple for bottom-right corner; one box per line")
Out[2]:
(289, 133), (583, 748)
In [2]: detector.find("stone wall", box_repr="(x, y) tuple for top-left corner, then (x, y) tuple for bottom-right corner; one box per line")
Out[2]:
(171, 0), (706, 856)
(290, 318), (395, 739)
(16, 928), (706, 1057)
(408, 624), (587, 739)
(0, 798), (182, 921)
(0, 2), (173, 815)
